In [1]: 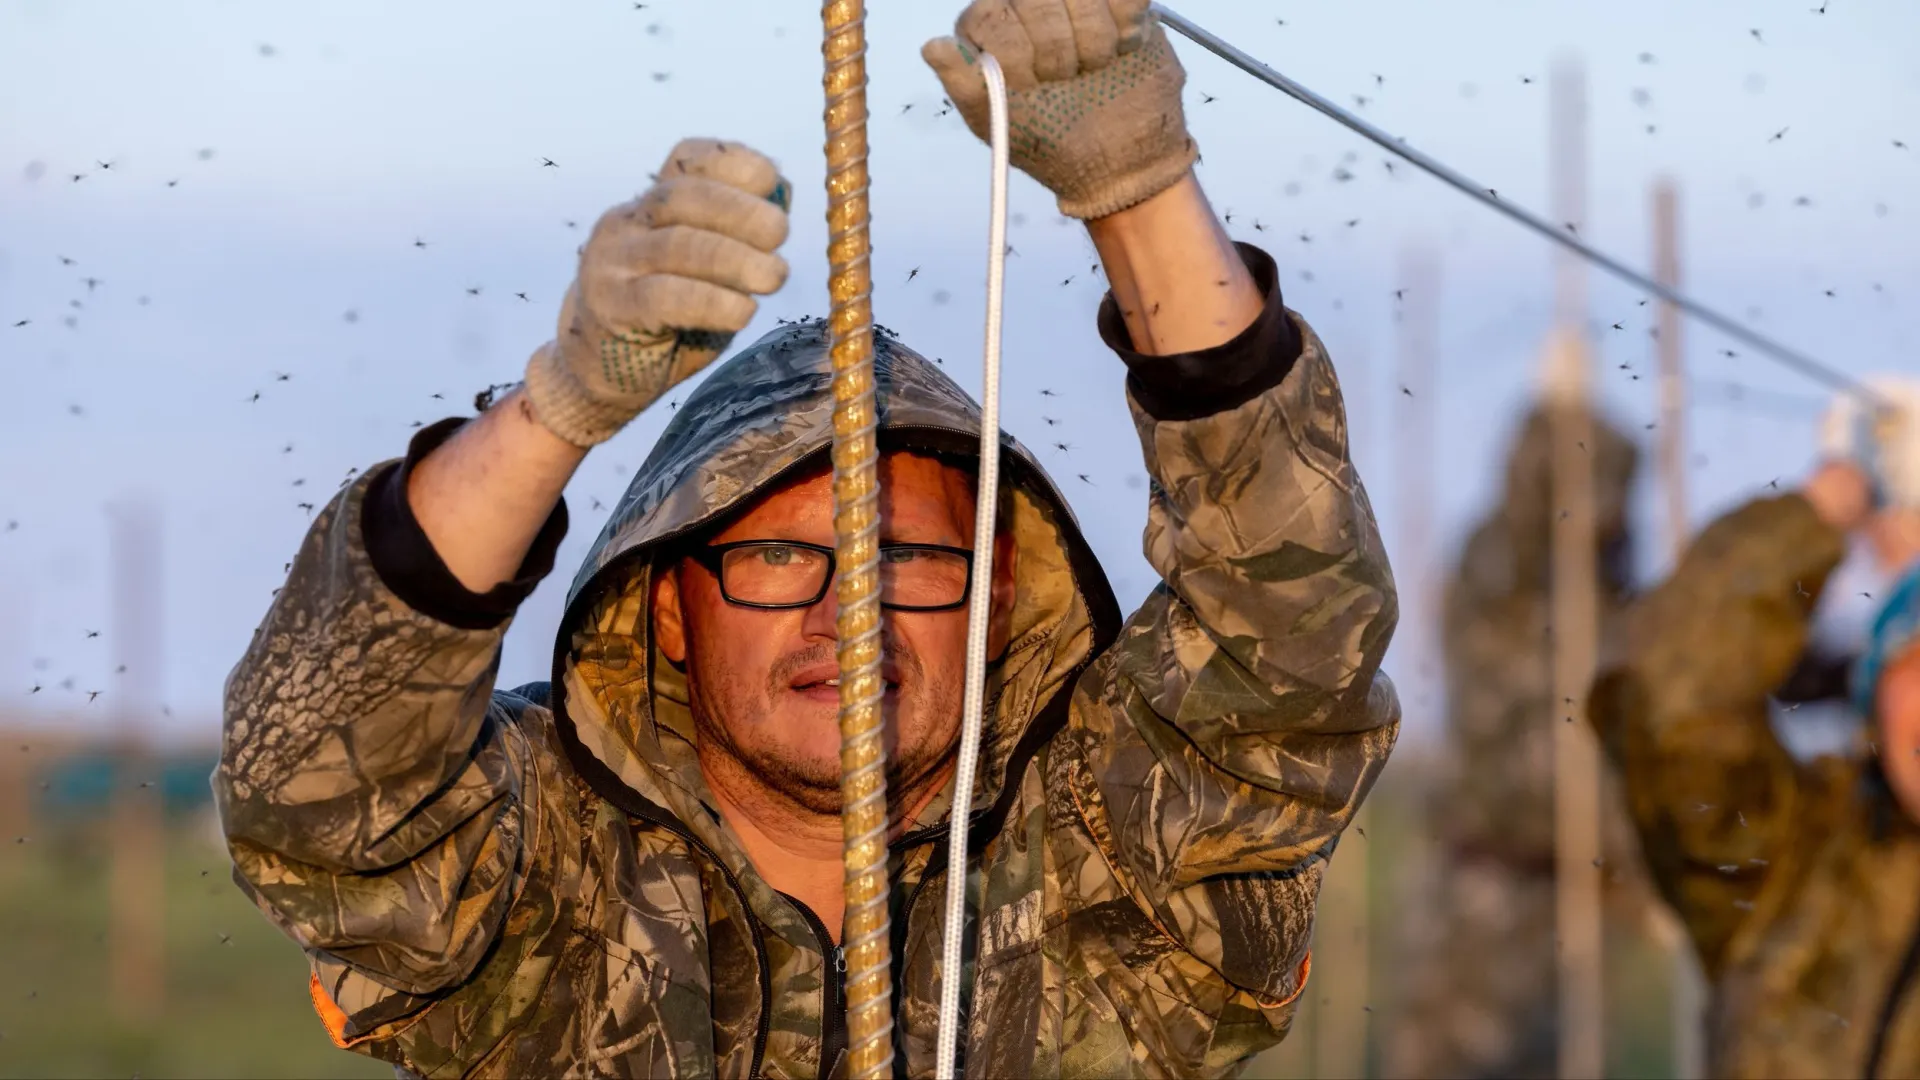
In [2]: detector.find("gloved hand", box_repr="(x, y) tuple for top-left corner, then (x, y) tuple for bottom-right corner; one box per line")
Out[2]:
(524, 138), (792, 447)
(1819, 376), (1920, 513)
(922, 0), (1197, 220)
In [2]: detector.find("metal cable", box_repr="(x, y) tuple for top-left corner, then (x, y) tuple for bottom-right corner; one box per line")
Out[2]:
(1151, 3), (1885, 406)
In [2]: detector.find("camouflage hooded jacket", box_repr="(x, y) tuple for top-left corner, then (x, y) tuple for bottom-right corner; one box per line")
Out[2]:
(215, 244), (1401, 1079)
(1589, 494), (1920, 1078)
(1385, 404), (1654, 1080)
(1438, 402), (1644, 872)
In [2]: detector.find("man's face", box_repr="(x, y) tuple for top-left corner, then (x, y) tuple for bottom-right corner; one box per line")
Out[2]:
(1878, 647), (1920, 824)
(1867, 508), (1920, 575)
(653, 451), (1017, 815)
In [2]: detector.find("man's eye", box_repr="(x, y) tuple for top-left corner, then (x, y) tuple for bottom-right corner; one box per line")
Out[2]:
(881, 548), (921, 563)
(760, 546), (796, 566)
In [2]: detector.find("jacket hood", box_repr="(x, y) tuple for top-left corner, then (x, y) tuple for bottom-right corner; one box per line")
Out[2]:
(1503, 402), (1639, 539)
(1474, 401), (1641, 594)
(547, 318), (1122, 850)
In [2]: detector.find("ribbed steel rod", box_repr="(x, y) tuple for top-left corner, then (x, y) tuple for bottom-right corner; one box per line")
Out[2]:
(821, 1), (894, 1076)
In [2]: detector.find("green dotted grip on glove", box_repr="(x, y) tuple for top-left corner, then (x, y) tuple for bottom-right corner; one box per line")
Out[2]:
(526, 176), (795, 447)
(933, 20), (1195, 221)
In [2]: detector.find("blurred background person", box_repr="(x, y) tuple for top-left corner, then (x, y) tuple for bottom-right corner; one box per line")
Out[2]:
(1386, 398), (1663, 1079)
(6, 2), (1917, 1075)
(1588, 380), (1920, 1079)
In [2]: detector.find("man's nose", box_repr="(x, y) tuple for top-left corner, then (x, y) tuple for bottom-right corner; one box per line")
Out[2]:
(800, 579), (841, 640)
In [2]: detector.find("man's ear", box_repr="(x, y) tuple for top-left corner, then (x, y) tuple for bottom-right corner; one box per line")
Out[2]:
(652, 563), (688, 664)
(986, 530), (1019, 660)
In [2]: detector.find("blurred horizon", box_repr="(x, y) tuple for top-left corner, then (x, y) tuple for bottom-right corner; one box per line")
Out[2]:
(3, 3), (1915, 1078)
(4, 0), (1917, 747)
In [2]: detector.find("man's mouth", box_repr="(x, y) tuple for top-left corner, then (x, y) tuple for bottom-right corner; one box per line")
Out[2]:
(788, 664), (900, 696)
(793, 679), (899, 691)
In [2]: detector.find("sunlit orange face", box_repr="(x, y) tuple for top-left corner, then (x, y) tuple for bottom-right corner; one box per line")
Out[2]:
(652, 451), (1016, 814)
(1877, 645), (1920, 824)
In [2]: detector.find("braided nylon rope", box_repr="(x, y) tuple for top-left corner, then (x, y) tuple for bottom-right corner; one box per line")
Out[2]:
(934, 51), (1011, 1080)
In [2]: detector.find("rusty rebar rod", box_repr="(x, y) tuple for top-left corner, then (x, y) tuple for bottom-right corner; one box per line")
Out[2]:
(822, 1), (893, 1076)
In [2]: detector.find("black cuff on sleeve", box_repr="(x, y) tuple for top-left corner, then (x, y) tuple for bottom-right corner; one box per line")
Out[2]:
(359, 416), (571, 631)
(1097, 242), (1303, 422)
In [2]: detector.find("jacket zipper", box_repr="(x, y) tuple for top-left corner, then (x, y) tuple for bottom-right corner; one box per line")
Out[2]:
(782, 894), (848, 1080)
(886, 675), (1087, 1075)
(551, 622), (1090, 1080)
(1866, 904), (1920, 1079)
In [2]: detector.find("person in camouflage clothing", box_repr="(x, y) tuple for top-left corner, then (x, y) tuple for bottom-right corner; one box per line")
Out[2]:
(1385, 402), (1660, 1079)
(1588, 459), (1920, 1078)
(214, 2), (1400, 1076)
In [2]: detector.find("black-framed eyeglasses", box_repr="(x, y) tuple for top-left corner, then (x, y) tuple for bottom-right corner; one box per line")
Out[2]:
(688, 540), (975, 612)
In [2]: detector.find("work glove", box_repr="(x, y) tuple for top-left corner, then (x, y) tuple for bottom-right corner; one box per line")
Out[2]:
(524, 138), (792, 447)
(1819, 376), (1920, 513)
(923, 0), (1197, 220)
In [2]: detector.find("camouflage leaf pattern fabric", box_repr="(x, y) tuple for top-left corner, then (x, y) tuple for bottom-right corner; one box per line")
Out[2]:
(1588, 493), (1920, 1079)
(1386, 404), (1665, 1079)
(217, 295), (1398, 1077)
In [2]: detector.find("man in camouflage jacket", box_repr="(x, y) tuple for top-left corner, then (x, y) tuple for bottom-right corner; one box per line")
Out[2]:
(1588, 461), (1920, 1078)
(1387, 404), (1663, 1078)
(214, 2), (1399, 1076)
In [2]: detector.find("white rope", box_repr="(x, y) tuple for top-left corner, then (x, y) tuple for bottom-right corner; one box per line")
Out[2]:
(935, 49), (1010, 1080)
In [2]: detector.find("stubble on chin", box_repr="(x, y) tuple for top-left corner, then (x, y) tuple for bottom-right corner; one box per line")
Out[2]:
(689, 662), (846, 816)
(690, 640), (963, 820)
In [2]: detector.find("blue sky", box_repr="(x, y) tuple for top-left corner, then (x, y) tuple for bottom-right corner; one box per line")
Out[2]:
(2, 0), (1916, 743)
